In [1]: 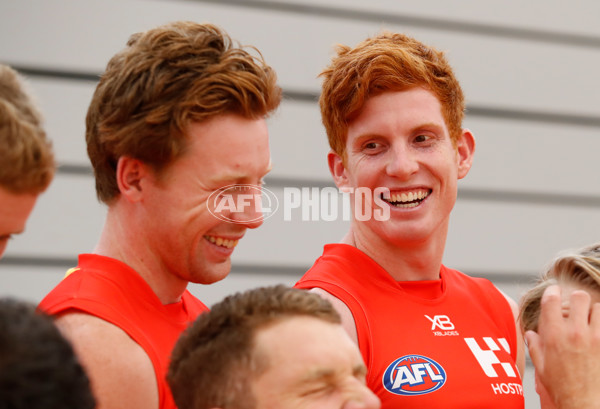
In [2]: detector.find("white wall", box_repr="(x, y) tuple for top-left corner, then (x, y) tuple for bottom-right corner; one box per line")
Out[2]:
(1, 1), (599, 407)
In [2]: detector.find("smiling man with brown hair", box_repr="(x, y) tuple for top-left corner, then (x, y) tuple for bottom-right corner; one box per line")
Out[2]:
(39, 21), (281, 409)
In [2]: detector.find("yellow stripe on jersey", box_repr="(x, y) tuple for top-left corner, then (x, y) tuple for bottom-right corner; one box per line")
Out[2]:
(63, 267), (80, 280)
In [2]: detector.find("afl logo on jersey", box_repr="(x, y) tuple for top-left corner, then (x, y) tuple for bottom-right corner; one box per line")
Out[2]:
(382, 355), (446, 396)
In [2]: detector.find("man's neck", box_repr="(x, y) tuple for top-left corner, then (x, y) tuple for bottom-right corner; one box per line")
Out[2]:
(93, 207), (188, 305)
(342, 228), (446, 281)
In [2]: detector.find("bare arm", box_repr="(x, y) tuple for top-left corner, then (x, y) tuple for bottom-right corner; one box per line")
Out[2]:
(309, 288), (359, 345)
(499, 290), (526, 377)
(55, 312), (158, 409)
(525, 285), (600, 409)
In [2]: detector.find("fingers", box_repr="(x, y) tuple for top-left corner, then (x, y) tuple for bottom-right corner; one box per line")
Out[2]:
(589, 302), (600, 352)
(524, 330), (543, 374)
(591, 302), (600, 329)
(527, 283), (600, 409)
(537, 284), (563, 338)
(525, 285), (562, 374)
(568, 290), (592, 330)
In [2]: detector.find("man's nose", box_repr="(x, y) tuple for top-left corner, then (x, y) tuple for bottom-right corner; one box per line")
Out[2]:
(386, 144), (419, 180)
(228, 191), (265, 229)
(343, 380), (381, 409)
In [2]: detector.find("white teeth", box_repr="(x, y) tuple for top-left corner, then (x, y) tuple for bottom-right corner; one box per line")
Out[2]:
(394, 202), (420, 208)
(205, 235), (239, 249)
(388, 190), (429, 204)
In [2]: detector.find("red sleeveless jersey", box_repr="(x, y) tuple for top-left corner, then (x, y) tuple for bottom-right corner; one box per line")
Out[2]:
(295, 244), (524, 409)
(38, 254), (208, 409)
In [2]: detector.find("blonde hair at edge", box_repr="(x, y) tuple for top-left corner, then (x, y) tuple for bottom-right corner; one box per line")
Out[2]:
(0, 64), (55, 194)
(519, 243), (600, 333)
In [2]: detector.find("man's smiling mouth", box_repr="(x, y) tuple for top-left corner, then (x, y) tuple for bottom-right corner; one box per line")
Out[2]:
(382, 189), (431, 208)
(204, 235), (239, 249)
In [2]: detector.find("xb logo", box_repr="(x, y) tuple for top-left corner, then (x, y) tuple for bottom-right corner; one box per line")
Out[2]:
(425, 315), (455, 331)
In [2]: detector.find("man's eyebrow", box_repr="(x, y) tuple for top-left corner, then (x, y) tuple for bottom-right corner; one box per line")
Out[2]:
(353, 363), (368, 377)
(205, 161), (273, 185)
(409, 122), (445, 134)
(298, 368), (337, 384)
(297, 363), (367, 385)
(352, 121), (445, 141)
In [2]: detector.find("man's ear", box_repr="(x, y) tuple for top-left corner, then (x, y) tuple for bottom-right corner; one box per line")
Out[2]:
(115, 156), (148, 202)
(327, 150), (351, 191)
(456, 129), (476, 180)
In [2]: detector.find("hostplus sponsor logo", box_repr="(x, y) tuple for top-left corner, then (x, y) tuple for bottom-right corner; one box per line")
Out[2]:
(464, 337), (523, 396)
(425, 314), (459, 337)
(382, 355), (446, 396)
(207, 185), (404, 224)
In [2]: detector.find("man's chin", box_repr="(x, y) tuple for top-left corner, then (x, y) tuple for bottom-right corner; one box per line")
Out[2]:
(190, 260), (232, 285)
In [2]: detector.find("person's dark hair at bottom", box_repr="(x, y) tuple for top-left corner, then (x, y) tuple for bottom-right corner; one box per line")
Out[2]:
(0, 298), (95, 409)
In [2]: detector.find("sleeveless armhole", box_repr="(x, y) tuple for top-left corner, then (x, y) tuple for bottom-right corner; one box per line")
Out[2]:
(297, 278), (373, 369)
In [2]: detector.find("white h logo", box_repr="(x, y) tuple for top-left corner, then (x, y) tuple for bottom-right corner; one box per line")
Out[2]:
(464, 337), (516, 378)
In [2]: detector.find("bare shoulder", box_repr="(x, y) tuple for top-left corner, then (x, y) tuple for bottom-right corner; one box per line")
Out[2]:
(308, 287), (358, 344)
(494, 287), (526, 377)
(496, 288), (519, 317)
(55, 312), (158, 409)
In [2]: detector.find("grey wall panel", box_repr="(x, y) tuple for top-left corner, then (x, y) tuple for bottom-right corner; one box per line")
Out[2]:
(2, 174), (105, 259)
(264, 0), (600, 37)
(1, 1), (598, 115)
(267, 100), (330, 182)
(522, 365), (538, 409)
(29, 77), (94, 165)
(446, 199), (600, 276)
(0, 265), (67, 304)
(462, 116), (600, 196)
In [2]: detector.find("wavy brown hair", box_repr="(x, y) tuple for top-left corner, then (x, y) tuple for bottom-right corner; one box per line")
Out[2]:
(320, 31), (465, 161)
(0, 64), (55, 194)
(86, 21), (281, 203)
(168, 285), (340, 409)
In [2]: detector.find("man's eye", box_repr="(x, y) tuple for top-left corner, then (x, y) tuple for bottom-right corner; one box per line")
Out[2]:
(415, 134), (431, 143)
(363, 142), (381, 151)
(299, 385), (334, 397)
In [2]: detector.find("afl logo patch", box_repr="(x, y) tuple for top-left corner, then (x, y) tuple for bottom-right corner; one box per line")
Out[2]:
(382, 355), (446, 396)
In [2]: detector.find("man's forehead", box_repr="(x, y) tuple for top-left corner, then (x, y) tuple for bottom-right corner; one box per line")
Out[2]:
(254, 316), (361, 364)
